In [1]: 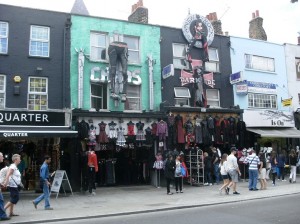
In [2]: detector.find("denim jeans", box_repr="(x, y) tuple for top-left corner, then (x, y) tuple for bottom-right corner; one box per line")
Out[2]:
(0, 193), (8, 218)
(248, 169), (258, 189)
(214, 163), (220, 184)
(34, 182), (50, 208)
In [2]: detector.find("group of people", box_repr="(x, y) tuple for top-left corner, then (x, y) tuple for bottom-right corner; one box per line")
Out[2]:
(0, 152), (53, 221)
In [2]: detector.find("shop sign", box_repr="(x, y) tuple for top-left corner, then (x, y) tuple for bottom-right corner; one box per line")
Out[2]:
(0, 111), (65, 126)
(247, 81), (276, 94)
(236, 80), (248, 95)
(281, 98), (292, 107)
(243, 109), (294, 127)
(162, 64), (174, 79)
(230, 71), (243, 84)
(2, 132), (28, 137)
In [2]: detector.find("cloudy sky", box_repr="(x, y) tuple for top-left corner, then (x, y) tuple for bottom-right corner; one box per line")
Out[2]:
(0, 0), (299, 45)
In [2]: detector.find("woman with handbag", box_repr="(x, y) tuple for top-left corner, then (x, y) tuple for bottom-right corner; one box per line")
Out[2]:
(174, 155), (183, 193)
(3, 154), (22, 217)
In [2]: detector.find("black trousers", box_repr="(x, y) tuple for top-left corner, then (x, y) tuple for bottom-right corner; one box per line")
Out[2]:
(88, 167), (96, 193)
(108, 42), (128, 94)
(166, 178), (172, 193)
(174, 177), (182, 192)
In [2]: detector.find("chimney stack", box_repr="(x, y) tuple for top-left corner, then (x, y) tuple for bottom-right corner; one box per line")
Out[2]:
(128, 0), (148, 24)
(249, 10), (267, 41)
(206, 12), (223, 35)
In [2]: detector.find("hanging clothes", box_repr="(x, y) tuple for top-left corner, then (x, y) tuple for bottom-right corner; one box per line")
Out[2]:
(220, 118), (230, 144)
(167, 113), (176, 148)
(157, 120), (168, 150)
(201, 119), (211, 145)
(88, 124), (97, 144)
(236, 118), (246, 148)
(108, 121), (118, 139)
(127, 121), (135, 136)
(214, 116), (222, 144)
(184, 119), (195, 145)
(136, 121), (146, 143)
(145, 127), (153, 145)
(228, 116), (236, 145)
(77, 120), (89, 140)
(207, 115), (215, 142)
(98, 122), (109, 143)
(175, 114), (185, 144)
(151, 122), (157, 136)
(116, 127), (126, 147)
(194, 117), (203, 144)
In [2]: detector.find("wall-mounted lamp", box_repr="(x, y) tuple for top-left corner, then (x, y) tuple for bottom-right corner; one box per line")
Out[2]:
(13, 76), (21, 83)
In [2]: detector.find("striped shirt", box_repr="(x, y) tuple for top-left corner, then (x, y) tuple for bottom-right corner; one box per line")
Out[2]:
(244, 154), (260, 170)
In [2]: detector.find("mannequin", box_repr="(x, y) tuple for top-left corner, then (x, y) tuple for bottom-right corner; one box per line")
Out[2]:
(108, 121), (118, 139)
(157, 119), (168, 150)
(136, 121), (146, 142)
(194, 115), (203, 144)
(98, 121), (108, 143)
(175, 114), (185, 144)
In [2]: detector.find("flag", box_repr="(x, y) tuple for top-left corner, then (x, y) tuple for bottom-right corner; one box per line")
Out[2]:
(180, 70), (193, 86)
(203, 72), (215, 88)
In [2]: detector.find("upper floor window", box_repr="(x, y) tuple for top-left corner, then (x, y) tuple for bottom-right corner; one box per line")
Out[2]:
(0, 22), (8, 54)
(0, 75), (6, 109)
(28, 77), (48, 110)
(298, 93), (300, 105)
(124, 36), (140, 64)
(125, 85), (141, 111)
(248, 93), (277, 109)
(174, 87), (191, 106)
(29, 26), (50, 57)
(245, 54), (275, 72)
(90, 32), (107, 61)
(90, 83), (108, 110)
(206, 89), (220, 107)
(205, 48), (220, 72)
(295, 58), (300, 80)
(172, 43), (189, 69)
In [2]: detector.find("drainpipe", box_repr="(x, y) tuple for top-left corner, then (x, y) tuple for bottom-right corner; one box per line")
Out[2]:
(147, 54), (155, 111)
(63, 17), (72, 109)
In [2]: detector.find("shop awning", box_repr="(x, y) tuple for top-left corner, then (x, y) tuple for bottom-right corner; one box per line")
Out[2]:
(0, 126), (77, 138)
(247, 127), (300, 138)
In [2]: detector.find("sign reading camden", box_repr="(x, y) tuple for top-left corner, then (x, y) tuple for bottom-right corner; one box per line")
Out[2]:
(0, 111), (65, 126)
(182, 14), (214, 48)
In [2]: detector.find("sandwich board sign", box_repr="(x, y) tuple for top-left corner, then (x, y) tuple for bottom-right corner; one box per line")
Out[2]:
(50, 170), (73, 199)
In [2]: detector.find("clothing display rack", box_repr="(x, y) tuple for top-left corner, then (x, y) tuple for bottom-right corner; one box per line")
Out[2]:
(186, 149), (204, 186)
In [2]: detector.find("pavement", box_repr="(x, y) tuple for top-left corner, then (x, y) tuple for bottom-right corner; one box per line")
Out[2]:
(2, 177), (300, 224)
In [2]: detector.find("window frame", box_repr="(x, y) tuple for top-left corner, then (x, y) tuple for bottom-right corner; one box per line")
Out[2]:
(90, 32), (108, 61)
(0, 21), (9, 54)
(206, 89), (220, 107)
(123, 35), (140, 64)
(245, 54), (275, 72)
(205, 48), (220, 72)
(124, 84), (141, 111)
(248, 93), (277, 109)
(174, 87), (191, 106)
(295, 57), (300, 80)
(0, 75), (6, 109)
(27, 77), (48, 111)
(172, 43), (189, 69)
(29, 25), (50, 57)
(90, 83), (108, 111)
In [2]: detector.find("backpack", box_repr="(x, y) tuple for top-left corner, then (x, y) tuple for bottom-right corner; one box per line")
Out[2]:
(0, 166), (9, 185)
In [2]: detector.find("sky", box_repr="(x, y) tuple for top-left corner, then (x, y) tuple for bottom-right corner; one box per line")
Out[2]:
(0, 0), (299, 45)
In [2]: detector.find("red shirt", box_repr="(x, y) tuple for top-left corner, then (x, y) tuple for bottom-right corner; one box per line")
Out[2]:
(88, 151), (98, 172)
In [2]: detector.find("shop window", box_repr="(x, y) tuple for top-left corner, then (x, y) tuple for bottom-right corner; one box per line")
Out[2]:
(248, 93), (277, 109)
(90, 32), (107, 61)
(29, 25), (50, 57)
(245, 54), (275, 72)
(172, 43), (189, 69)
(0, 75), (5, 109)
(205, 48), (220, 72)
(0, 21), (8, 54)
(28, 77), (48, 110)
(123, 35), (140, 64)
(206, 89), (220, 107)
(125, 84), (141, 111)
(174, 87), (190, 106)
(90, 83), (108, 110)
(296, 58), (300, 80)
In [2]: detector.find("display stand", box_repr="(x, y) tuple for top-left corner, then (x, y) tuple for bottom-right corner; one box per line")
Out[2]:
(50, 170), (73, 199)
(186, 149), (204, 186)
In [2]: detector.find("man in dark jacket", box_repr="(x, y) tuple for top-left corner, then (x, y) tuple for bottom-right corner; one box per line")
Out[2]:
(164, 155), (175, 195)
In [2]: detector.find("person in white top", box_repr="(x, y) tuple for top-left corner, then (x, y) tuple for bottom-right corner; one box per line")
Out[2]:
(226, 147), (241, 195)
(218, 153), (230, 195)
(3, 154), (22, 217)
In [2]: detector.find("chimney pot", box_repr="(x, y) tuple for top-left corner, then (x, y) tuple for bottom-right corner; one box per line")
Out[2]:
(213, 12), (218, 20)
(225, 31), (229, 36)
(252, 12), (255, 19)
(256, 10), (259, 17)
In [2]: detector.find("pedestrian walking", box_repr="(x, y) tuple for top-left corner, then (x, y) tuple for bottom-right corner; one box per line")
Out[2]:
(244, 148), (260, 191)
(87, 149), (98, 196)
(258, 152), (267, 190)
(270, 151), (278, 186)
(276, 150), (286, 181)
(32, 155), (53, 210)
(211, 147), (221, 185)
(164, 154), (175, 195)
(288, 149), (297, 183)
(203, 152), (212, 186)
(226, 147), (241, 195)
(218, 153), (230, 195)
(174, 155), (183, 193)
(3, 154), (22, 217)
(0, 152), (10, 221)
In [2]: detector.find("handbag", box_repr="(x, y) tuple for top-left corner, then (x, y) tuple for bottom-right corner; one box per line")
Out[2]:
(11, 177), (24, 191)
(181, 166), (186, 177)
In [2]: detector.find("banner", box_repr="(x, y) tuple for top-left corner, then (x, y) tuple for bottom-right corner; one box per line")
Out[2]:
(203, 72), (215, 88)
(191, 59), (203, 70)
(180, 70), (193, 86)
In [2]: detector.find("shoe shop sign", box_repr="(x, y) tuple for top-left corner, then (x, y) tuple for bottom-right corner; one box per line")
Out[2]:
(0, 111), (65, 126)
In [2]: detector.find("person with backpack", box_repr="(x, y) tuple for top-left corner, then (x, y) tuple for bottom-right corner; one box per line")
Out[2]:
(3, 154), (22, 217)
(164, 154), (175, 195)
(0, 152), (10, 221)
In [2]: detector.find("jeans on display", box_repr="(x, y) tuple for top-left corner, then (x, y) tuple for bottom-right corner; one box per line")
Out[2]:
(34, 182), (50, 208)
(248, 169), (258, 189)
(108, 42), (128, 94)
